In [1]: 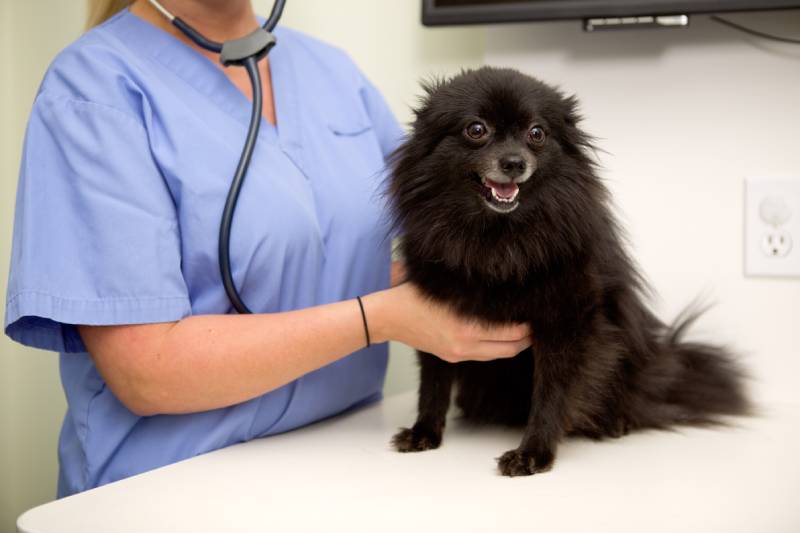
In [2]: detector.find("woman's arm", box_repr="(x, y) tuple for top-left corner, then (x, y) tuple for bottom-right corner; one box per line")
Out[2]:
(79, 280), (531, 417)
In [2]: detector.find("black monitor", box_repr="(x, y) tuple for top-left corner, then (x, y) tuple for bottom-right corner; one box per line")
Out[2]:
(422, 0), (800, 26)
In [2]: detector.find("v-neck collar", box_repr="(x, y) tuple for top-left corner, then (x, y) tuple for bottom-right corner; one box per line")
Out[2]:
(111, 8), (302, 154)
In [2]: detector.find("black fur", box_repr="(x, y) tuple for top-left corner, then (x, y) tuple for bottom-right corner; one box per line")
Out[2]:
(388, 67), (750, 476)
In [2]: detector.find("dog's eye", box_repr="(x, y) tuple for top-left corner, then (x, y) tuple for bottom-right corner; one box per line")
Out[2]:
(528, 126), (546, 145)
(465, 122), (488, 140)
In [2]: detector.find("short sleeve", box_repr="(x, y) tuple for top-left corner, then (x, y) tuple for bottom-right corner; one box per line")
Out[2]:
(4, 93), (191, 353)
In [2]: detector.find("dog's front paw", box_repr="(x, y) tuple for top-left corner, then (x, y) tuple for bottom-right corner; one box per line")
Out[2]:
(497, 448), (554, 476)
(392, 425), (442, 452)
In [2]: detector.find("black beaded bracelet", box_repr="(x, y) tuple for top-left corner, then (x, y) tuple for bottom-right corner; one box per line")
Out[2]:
(356, 296), (371, 348)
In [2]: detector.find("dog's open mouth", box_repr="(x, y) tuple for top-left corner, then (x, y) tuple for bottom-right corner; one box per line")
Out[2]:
(479, 177), (520, 213)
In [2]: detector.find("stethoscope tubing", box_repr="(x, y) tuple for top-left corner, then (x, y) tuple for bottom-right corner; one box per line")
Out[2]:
(218, 55), (262, 314)
(148, 0), (286, 314)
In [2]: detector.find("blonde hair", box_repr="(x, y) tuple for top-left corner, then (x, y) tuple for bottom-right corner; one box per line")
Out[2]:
(86, 0), (134, 29)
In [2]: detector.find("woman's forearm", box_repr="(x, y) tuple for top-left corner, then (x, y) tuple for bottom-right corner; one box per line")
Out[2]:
(80, 289), (396, 416)
(80, 280), (531, 417)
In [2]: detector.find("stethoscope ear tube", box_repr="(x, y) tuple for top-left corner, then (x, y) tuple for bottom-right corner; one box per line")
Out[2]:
(263, 0), (287, 33)
(171, 17), (223, 53)
(149, 0), (286, 314)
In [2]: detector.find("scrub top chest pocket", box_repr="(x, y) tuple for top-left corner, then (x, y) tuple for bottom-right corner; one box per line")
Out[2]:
(309, 106), (391, 255)
(325, 116), (386, 211)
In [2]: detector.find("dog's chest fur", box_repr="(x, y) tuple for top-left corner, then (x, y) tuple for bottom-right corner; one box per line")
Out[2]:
(403, 244), (598, 330)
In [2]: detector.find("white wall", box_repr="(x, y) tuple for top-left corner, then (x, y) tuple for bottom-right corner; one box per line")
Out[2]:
(1, 2), (85, 531)
(485, 11), (800, 403)
(1, 0), (13, 525)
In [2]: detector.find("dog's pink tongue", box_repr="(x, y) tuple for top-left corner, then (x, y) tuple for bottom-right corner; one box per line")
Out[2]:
(486, 179), (519, 199)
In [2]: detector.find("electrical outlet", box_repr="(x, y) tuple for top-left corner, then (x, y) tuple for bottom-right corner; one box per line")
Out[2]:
(744, 177), (800, 277)
(761, 231), (792, 258)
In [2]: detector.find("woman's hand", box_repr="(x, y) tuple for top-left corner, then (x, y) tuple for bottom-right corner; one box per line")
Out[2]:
(363, 283), (532, 363)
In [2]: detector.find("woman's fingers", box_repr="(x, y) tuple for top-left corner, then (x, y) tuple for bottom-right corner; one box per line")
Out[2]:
(440, 336), (532, 363)
(472, 321), (531, 342)
(472, 336), (533, 361)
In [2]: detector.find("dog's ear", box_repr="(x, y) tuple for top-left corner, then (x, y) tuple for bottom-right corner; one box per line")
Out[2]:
(413, 75), (447, 121)
(556, 93), (598, 160)
(562, 94), (583, 127)
(407, 74), (462, 150)
(420, 75), (446, 97)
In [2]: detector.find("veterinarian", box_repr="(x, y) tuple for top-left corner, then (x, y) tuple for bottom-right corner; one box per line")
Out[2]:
(4, 0), (532, 498)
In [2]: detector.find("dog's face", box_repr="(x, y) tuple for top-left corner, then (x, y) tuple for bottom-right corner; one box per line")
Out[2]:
(458, 113), (540, 214)
(391, 67), (591, 217)
(390, 67), (602, 279)
(436, 86), (552, 216)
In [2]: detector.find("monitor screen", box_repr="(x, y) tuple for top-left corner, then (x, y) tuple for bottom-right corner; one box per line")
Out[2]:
(423, 0), (800, 26)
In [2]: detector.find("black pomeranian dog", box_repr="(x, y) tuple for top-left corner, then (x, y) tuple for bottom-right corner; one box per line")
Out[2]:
(388, 67), (749, 476)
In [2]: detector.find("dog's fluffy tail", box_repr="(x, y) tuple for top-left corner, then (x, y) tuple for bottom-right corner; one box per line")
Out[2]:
(633, 306), (751, 428)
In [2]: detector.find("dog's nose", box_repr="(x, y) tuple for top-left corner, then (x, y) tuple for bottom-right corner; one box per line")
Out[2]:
(499, 155), (527, 179)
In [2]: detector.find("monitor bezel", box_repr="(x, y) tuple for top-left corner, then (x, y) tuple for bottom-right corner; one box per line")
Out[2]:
(422, 0), (800, 26)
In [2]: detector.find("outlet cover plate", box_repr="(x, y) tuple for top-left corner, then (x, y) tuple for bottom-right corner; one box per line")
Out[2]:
(744, 177), (800, 278)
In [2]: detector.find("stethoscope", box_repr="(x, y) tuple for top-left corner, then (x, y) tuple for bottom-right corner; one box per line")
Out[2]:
(148, 0), (286, 314)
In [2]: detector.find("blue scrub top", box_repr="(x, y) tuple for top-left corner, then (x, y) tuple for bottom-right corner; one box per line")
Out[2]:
(4, 10), (402, 497)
